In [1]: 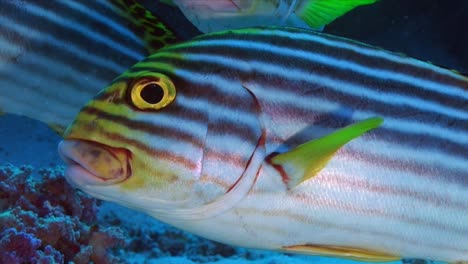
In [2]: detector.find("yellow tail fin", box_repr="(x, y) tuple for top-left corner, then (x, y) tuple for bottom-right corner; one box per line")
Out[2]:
(297, 0), (379, 29)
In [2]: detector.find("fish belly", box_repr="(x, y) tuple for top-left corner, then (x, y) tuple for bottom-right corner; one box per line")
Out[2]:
(161, 139), (468, 262)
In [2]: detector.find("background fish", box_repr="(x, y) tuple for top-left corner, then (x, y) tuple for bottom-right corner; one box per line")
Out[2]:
(59, 27), (468, 262)
(162, 0), (378, 32)
(0, 0), (178, 133)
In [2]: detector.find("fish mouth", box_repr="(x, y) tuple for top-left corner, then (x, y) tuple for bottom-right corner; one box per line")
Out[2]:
(58, 139), (132, 186)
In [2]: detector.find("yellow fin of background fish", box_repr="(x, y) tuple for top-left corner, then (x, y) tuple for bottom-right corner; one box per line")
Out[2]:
(282, 244), (399, 262)
(48, 124), (66, 136)
(110, 0), (178, 53)
(297, 0), (379, 28)
(272, 117), (383, 189)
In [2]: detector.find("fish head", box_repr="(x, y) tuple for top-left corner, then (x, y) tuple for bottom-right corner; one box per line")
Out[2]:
(58, 53), (264, 216)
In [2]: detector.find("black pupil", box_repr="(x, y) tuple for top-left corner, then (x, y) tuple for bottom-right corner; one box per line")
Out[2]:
(140, 83), (164, 104)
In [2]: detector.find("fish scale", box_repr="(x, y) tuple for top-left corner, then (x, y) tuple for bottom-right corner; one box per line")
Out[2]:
(60, 27), (468, 262)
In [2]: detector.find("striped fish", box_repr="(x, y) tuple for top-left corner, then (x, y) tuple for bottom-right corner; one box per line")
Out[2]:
(58, 27), (467, 262)
(0, 0), (177, 133)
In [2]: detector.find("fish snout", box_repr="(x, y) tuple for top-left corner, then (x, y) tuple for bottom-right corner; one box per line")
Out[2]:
(58, 140), (131, 186)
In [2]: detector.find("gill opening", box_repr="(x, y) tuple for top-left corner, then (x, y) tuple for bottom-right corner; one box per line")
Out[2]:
(150, 131), (266, 221)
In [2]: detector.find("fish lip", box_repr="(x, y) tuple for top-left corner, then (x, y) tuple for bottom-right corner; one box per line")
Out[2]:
(58, 139), (132, 186)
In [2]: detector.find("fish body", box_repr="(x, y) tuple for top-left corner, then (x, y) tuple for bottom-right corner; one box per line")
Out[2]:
(165, 0), (378, 32)
(59, 27), (468, 262)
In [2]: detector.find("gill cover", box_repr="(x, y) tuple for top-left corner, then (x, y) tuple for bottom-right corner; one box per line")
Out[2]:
(151, 79), (265, 220)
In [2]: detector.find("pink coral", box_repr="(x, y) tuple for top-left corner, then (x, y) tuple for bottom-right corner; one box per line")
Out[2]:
(0, 164), (126, 264)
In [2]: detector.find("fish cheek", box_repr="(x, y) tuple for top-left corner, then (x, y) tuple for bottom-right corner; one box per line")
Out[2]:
(118, 150), (182, 192)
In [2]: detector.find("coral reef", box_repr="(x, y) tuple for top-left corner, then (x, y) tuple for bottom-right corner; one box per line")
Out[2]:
(99, 203), (271, 263)
(0, 164), (126, 264)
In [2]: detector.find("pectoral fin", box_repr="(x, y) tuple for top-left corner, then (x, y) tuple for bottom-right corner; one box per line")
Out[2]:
(271, 117), (383, 189)
(297, 0), (379, 29)
(282, 244), (400, 262)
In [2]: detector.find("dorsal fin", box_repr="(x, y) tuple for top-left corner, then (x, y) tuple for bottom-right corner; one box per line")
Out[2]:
(110, 0), (179, 53)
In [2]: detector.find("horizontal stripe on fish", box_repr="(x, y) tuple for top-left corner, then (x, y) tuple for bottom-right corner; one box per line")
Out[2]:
(80, 104), (257, 172)
(0, 13), (130, 74)
(124, 61), (253, 97)
(166, 45), (467, 115)
(145, 51), (468, 123)
(213, 193), (466, 254)
(134, 49), (468, 160)
(93, 89), (261, 143)
(59, 1), (142, 44)
(248, 173), (468, 243)
(330, 150), (468, 204)
(321, 172), (468, 213)
(257, 86), (468, 157)
(293, 189), (468, 238)
(129, 29), (468, 248)
(175, 95), (261, 135)
(254, 83), (468, 145)
(0, 36), (24, 61)
(5, 0), (129, 44)
(128, 62), (467, 176)
(347, 138), (468, 178)
(259, 86), (468, 182)
(227, 204), (468, 254)
(178, 35), (468, 94)
(254, 94), (467, 156)
(82, 105), (207, 149)
(267, 122), (468, 183)
(204, 27), (468, 87)
(273, 126), (468, 187)
(1, 51), (107, 96)
(129, 133), (468, 213)
(72, 108), (203, 172)
(72, 113), (254, 190)
(0, 0), (148, 128)
(139, 50), (468, 127)
(102, 130), (199, 172)
(0, 28), (123, 86)
(21, 3), (142, 60)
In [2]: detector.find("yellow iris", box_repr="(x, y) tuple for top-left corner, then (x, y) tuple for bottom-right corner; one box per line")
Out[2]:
(130, 72), (176, 110)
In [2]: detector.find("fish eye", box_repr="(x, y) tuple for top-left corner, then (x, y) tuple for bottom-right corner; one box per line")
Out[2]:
(130, 73), (176, 110)
(141, 83), (164, 104)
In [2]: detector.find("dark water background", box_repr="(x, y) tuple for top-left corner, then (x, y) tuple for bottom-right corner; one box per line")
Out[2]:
(327, 0), (468, 74)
